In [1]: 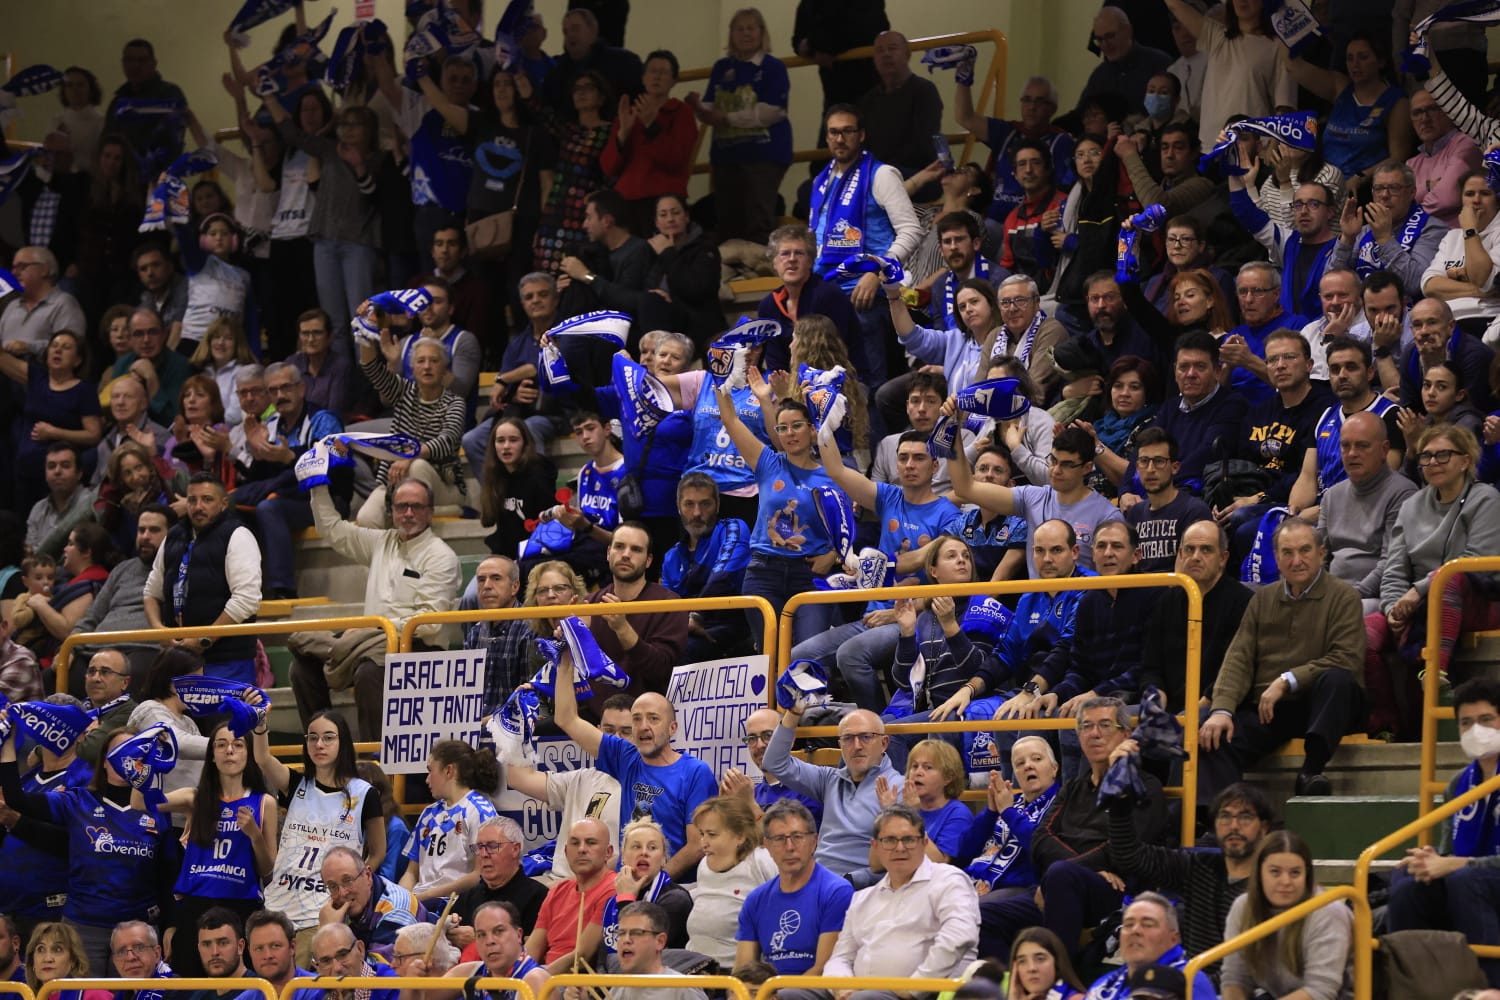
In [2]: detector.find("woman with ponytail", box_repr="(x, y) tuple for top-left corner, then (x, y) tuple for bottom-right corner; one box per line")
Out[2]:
(400, 739), (501, 905)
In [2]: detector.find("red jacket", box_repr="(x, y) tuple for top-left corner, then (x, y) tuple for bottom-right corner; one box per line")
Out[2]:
(598, 98), (699, 200)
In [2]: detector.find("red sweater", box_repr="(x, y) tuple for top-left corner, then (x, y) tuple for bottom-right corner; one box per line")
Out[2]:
(598, 98), (699, 200)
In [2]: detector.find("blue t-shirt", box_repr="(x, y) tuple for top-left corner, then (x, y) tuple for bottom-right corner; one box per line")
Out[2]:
(750, 449), (835, 558)
(0, 758), (93, 917)
(577, 458), (625, 532)
(867, 483), (965, 610)
(920, 799), (975, 860)
(754, 781), (824, 828)
(687, 376), (767, 493)
(736, 863), (853, 973)
(175, 792), (265, 900)
(596, 734), (719, 857)
(703, 55), (793, 165)
(47, 790), (170, 926)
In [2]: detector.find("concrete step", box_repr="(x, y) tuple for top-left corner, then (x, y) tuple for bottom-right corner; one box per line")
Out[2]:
(1316, 857), (1400, 887)
(1245, 740), (1467, 802)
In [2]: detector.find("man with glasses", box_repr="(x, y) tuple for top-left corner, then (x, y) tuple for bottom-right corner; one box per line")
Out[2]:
(449, 818), (547, 940)
(1386, 677), (1500, 988)
(756, 225), (858, 375)
(287, 309), (354, 419)
(230, 362), (346, 601)
(111, 308), (193, 423)
(734, 800), (850, 975)
(1219, 264), (1309, 407)
(1198, 519), (1365, 799)
(0, 246), (85, 350)
(109, 920), (174, 990)
(1407, 88), (1481, 229)
(606, 902), (709, 999)
(790, 804), (975, 1000)
(1123, 429), (1211, 572)
(979, 698), (1168, 965)
(1078, 7), (1172, 118)
(316, 846), (423, 958)
(1397, 297), (1495, 413)
(307, 923), (398, 1000)
(721, 708), (822, 824)
(1228, 170), (1338, 321)
(809, 104), (922, 391)
(953, 75), (1075, 226)
(762, 706), (904, 879)
(989, 274), (1067, 399)
(1330, 162), (1447, 294)
(75, 649), (138, 763)
(387, 923), (459, 982)
(289, 476), (460, 739)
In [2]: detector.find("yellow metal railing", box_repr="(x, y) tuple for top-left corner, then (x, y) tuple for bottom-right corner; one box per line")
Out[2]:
(1184, 885), (1367, 1000)
(1352, 769), (1500, 999)
(0, 984), (33, 1000)
(42, 979), (275, 1000)
(758, 977), (962, 1000)
(780, 573), (1205, 845)
(401, 596), (779, 704)
(544, 975), (747, 1000)
(55, 615), (399, 694)
(286, 976), (534, 1000)
(1418, 556), (1500, 841)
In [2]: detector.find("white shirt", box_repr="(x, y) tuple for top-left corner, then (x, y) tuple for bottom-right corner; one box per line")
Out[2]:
(823, 855), (978, 980)
(1421, 210), (1500, 297)
(1298, 313), (1372, 381)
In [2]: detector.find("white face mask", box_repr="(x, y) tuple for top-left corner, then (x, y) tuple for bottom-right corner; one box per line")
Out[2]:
(1460, 722), (1500, 760)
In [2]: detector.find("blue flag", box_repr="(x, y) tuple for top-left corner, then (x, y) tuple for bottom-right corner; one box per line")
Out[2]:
(960, 596), (1013, 644)
(821, 252), (904, 286)
(954, 376), (1032, 422)
(9, 700), (90, 755)
(228, 0), (301, 45)
(0, 149), (37, 208)
(0, 266), (20, 299)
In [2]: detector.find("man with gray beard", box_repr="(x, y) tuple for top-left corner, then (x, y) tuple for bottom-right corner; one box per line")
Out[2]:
(659, 474), (750, 662)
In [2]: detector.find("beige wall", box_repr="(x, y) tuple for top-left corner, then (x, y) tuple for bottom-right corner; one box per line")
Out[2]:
(6, 0), (1103, 198)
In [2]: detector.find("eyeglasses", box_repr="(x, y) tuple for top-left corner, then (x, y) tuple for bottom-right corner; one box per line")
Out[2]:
(392, 502), (430, 512)
(535, 584), (575, 597)
(1137, 456), (1173, 468)
(1047, 455), (1087, 470)
(1290, 199), (1326, 211)
(999, 296), (1037, 308)
(1018, 95), (1053, 106)
(775, 248), (809, 260)
(1165, 235), (1200, 247)
(876, 835), (923, 849)
(838, 732), (881, 746)
(1237, 286), (1276, 298)
(743, 731), (776, 746)
(617, 928), (660, 940)
(305, 732), (339, 745)
(85, 666), (129, 678)
(765, 832), (813, 846)
(774, 421), (810, 434)
(1078, 720), (1122, 733)
(1265, 352), (1303, 366)
(325, 873), (367, 892)
(826, 126), (861, 138)
(314, 945), (358, 968)
(1371, 184), (1411, 195)
(1409, 106), (1441, 119)
(236, 387), (265, 398)
(112, 943), (156, 958)
(475, 841), (513, 854)
(391, 952), (423, 963)
(1216, 810), (1262, 824)
(1417, 449), (1459, 466)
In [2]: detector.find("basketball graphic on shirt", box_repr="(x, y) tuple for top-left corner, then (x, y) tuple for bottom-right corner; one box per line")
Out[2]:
(770, 909), (802, 952)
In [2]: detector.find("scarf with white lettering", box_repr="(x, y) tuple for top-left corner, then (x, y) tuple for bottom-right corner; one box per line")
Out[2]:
(1199, 113), (1320, 174)
(1403, 0), (1500, 73)
(1353, 204), (1431, 278)
(1266, 0), (1324, 57)
(810, 151), (876, 275)
(990, 310), (1046, 367)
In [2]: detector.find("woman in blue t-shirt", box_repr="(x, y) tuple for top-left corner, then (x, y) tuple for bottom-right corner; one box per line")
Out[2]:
(0, 329), (103, 513)
(1284, 33), (1413, 181)
(716, 381), (837, 648)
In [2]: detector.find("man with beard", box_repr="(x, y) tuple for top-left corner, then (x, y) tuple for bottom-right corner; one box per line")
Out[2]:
(244, 911), (317, 1000)
(1107, 783), (1273, 979)
(187, 909), (254, 1000)
(660, 474), (749, 663)
(71, 504), (177, 690)
(0, 916), (19, 983)
(585, 523), (689, 699)
(1124, 429), (1211, 572)
(1081, 273), (1159, 370)
(554, 647), (716, 880)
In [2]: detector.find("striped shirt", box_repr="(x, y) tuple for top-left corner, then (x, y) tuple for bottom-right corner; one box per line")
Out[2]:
(361, 357), (467, 496)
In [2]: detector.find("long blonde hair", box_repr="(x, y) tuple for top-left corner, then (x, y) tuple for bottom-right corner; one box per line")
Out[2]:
(26, 922), (89, 991)
(789, 315), (868, 449)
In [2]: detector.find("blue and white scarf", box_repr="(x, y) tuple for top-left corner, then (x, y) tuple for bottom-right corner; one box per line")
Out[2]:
(227, 0), (301, 47)
(0, 265), (19, 299)
(135, 960), (176, 1000)
(990, 309), (1046, 368)
(172, 676), (270, 737)
(965, 783), (1056, 888)
(141, 148), (219, 232)
(1403, 0), (1500, 73)
(1085, 944), (1192, 1000)
(1266, 0), (1324, 58)
(954, 375), (1032, 421)
(1200, 113), (1320, 175)
(600, 869), (672, 954)
(1353, 204), (1431, 278)
(1452, 758), (1500, 857)
(106, 724), (179, 812)
(485, 686), (540, 766)
(254, 9), (336, 97)
(810, 150), (877, 275)
(0, 64), (64, 129)
(530, 616), (630, 701)
(9, 700), (91, 754)
(1116, 204), (1166, 283)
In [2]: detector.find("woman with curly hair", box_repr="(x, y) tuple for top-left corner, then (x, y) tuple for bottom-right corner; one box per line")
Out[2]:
(781, 314), (868, 455)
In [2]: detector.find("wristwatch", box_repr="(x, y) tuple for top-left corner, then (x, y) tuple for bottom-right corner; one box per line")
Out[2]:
(1465, 228), (1479, 239)
(1021, 680), (1042, 697)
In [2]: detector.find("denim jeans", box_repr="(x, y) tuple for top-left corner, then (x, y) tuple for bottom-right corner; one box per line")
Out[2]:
(1387, 864), (1500, 987)
(312, 238), (378, 353)
(789, 621), (900, 712)
(742, 553), (838, 651)
(255, 495), (316, 592)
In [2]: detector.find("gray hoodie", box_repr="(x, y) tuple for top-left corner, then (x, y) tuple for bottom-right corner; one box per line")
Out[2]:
(1380, 479), (1500, 611)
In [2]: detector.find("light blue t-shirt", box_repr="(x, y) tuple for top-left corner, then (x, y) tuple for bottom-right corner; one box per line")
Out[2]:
(596, 733), (719, 857)
(868, 482), (965, 611)
(736, 863), (854, 973)
(1011, 484), (1124, 577)
(750, 449), (836, 558)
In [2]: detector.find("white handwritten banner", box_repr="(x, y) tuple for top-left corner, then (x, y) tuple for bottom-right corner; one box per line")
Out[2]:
(380, 649), (489, 772)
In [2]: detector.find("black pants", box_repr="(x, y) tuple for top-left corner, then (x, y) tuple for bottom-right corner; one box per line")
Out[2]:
(1197, 669), (1364, 802)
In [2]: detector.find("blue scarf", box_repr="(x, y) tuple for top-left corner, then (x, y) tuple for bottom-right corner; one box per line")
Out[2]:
(965, 783), (1057, 888)
(1116, 205), (1166, 283)
(172, 676), (270, 737)
(106, 724), (179, 812)
(1200, 113), (1320, 174)
(2, 65), (63, 97)
(228, 0), (301, 44)
(601, 869), (672, 954)
(1094, 406), (1155, 456)
(811, 150), (877, 275)
(1353, 204), (1430, 278)
(136, 960), (176, 1000)
(1086, 944), (1191, 1000)
(1403, 0), (1500, 72)
(1452, 758), (1500, 857)
(10, 700), (92, 754)
(0, 149), (37, 207)
(1265, 0), (1324, 57)
(992, 310), (1046, 367)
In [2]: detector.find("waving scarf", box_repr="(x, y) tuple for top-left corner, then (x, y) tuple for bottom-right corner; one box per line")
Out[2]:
(1098, 686), (1186, 805)
(0, 265), (20, 299)
(296, 432), (423, 489)
(530, 616), (630, 701)
(492, 0), (534, 71)
(1265, 0), (1324, 57)
(485, 686), (540, 766)
(1116, 204), (1166, 283)
(1199, 113), (1320, 175)
(612, 353), (674, 438)
(921, 44), (977, 86)
(1403, 0), (1500, 72)
(2, 64), (64, 97)
(822, 251), (905, 286)
(953, 376), (1032, 422)
(171, 676), (270, 737)
(927, 410), (987, 460)
(776, 659), (832, 711)
(810, 151), (878, 275)
(140, 148), (219, 232)
(227, 0), (302, 46)
(9, 700), (91, 754)
(254, 9), (337, 97)
(106, 724), (179, 811)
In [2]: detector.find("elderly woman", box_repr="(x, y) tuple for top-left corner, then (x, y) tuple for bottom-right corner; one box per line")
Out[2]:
(1366, 424), (1500, 737)
(356, 311), (468, 526)
(957, 739), (1062, 900)
(0, 329), (103, 513)
(983, 275), (1065, 402)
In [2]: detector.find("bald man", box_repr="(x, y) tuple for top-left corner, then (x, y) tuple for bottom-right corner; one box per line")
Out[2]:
(1317, 412), (1417, 615)
(554, 648), (716, 880)
(1078, 6), (1171, 117)
(525, 818), (618, 974)
(720, 706), (825, 825)
(761, 704), (904, 878)
(857, 31), (944, 185)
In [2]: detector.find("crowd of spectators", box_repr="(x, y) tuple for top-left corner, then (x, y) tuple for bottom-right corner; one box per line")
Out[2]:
(6, 0), (1500, 997)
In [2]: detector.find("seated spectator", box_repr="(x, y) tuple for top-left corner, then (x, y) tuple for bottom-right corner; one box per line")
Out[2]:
(874, 739), (971, 864)
(1150, 331), (1252, 493)
(684, 797), (775, 966)
(0, 614), (42, 702)
(477, 417), (559, 566)
(1399, 297), (1496, 414)
(1109, 782), (1275, 973)
(755, 225), (858, 374)
(24, 442), (98, 561)
(1228, 172), (1339, 322)
(400, 741), (500, 907)
(308, 924), (398, 1000)
(357, 327), (468, 526)
(225, 366), (274, 472)
(954, 741), (1060, 901)
(1079, 276), (1161, 377)
(1286, 34), (1413, 179)
(872, 373), (971, 493)
(579, 523), (688, 697)
(1079, 7), (1173, 116)
(1246, 129), (1345, 240)
(289, 476), (459, 739)
(688, 8), (791, 245)
(466, 556), (533, 710)
(1367, 424), (1500, 735)
(22, 923), (108, 999)
(317, 846), (422, 957)
(761, 708), (903, 879)
(19, 522), (116, 667)
(948, 445), (1029, 581)
(734, 799), (851, 975)
(857, 31), (943, 186)
(393, 277), (481, 405)
(640, 194), (724, 352)
(1081, 893), (1219, 1000)
(598, 51), (697, 234)
(448, 900), (550, 992)
(525, 818), (619, 974)
(112, 308), (193, 424)
(1421, 169), (1500, 307)
(540, 7), (643, 123)
(192, 907), (251, 989)
(287, 309), (355, 420)
(1200, 519), (1365, 799)
(999, 142), (1066, 294)
(8, 555), (55, 656)
(1081, 356), (1162, 501)
(1221, 831), (1352, 1000)
(163, 374), (233, 484)
(95, 373), (169, 484)
(889, 282), (990, 413)
(661, 474), (750, 663)
(3, 330), (102, 515)
(1400, 361), (1487, 469)
(591, 817), (693, 964)
(0, 247), (86, 351)
(1386, 677), (1500, 989)
(1143, 216), (1238, 321)
(1406, 89), (1481, 230)
(109, 919), (171, 984)
(244, 910), (311, 996)
(984, 275), (1066, 402)
(1124, 428), (1212, 572)
(388, 922), (460, 983)
(1006, 927), (1086, 1000)
(1295, 269), (1372, 382)
(1317, 412), (1418, 614)
(1329, 163), (1447, 298)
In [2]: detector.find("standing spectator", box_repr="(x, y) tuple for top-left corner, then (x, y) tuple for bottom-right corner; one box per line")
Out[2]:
(1163, 0), (1296, 151)
(1228, 174), (1340, 323)
(48, 67), (105, 170)
(1078, 7), (1173, 116)
(540, 8), (644, 123)
(1406, 88), (1481, 229)
(2, 332), (102, 515)
(954, 75), (1075, 227)
(132, 245), (187, 344)
(523, 69), (615, 274)
(72, 134), (145, 321)
(478, 417), (559, 563)
(1286, 35), (1413, 180)
(690, 8), (792, 244)
(792, 0), (889, 111)
(287, 309), (354, 419)
(401, 742), (500, 907)
(0, 247), (86, 351)
(1167, 16), (1207, 122)
(261, 88), (332, 361)
(599, 50), (697, 235)
(103, 39), (187, 163)
(558, 188), (654, 319)
(857, 32), (943, 185)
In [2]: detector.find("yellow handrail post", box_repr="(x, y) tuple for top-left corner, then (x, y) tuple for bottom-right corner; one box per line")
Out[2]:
(757, 976), (963, 1000)
(55, 616), (399, 694)
(543, 975), (749, 1000)
(777, 573), (1203, 844)
(41, 978), (276, 1000)
(286, 976), (535, 1000)
(0, 984), (33, 1000)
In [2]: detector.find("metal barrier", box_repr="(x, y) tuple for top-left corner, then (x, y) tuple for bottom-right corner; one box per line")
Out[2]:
(779, 573), (1205, 846)
(0, 984), (33, 1000)
(543, 974), (749, 1000)
(1183, 885), (1368, 1000)
(40, 979), (276, 1000)
(54, 615), (400, 694)
(756, 976), (962, 1000)
(1417, 556), (1500, 842)
(1352, 768), (1500, 1000)
(286, 976), (535, 1000)
(401, 596), (780, 705)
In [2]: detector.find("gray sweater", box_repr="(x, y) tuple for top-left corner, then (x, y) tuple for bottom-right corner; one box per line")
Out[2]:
(1379, 480), (1500, 611)
(1318, 467), (1418, 600)
(1222, 892), (1353, 1000)
(278, 119), (379, 246)
(70, 556), (155, 646)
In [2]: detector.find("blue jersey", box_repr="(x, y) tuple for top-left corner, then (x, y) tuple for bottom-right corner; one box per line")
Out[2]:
(867, 482), (964, 611)
(686, 377), (767, 492)
(661, 517), (750, 600)
(48, 790), (169, 926)
(410, 106), (474, 213)
(750, 450), (835, 557)
(576, 459), (625, 531)
(175, 793), (265, 900)
(736, 863), (853, 974)
(0, 758), (93, 917)
(1313, 396), (1398, 496)
(596, 734), (718, 857)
